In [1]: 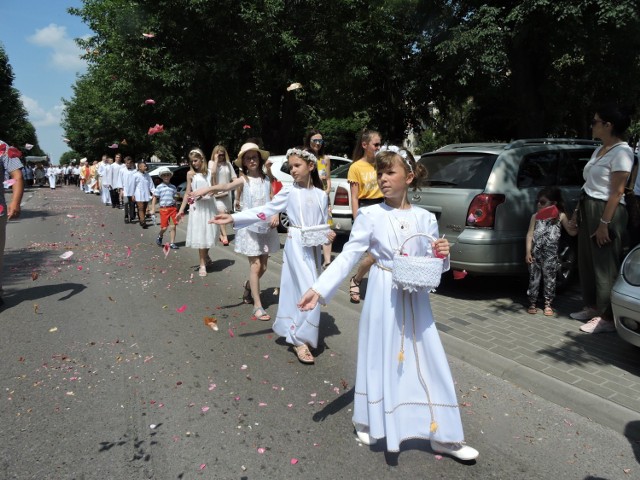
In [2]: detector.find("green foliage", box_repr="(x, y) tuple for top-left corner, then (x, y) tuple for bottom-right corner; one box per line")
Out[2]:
(62, 0), (640, 160)
(0, 43), (44, 155)
(59, 151), (81, 165)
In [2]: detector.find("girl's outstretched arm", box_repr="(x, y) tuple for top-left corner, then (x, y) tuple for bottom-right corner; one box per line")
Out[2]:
(191, 176), (244, 198)
(209, 213), (233, 225)
(298, 288), (321, 311)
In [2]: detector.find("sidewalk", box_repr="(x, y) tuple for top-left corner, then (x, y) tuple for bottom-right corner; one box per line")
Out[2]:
(428, 275), (640, 440)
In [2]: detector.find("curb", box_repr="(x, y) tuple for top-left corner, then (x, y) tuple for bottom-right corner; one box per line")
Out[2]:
(441, 331), (640, 441)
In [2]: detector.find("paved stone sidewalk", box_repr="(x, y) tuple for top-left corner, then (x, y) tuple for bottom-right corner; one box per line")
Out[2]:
(428, 274), (640, 438)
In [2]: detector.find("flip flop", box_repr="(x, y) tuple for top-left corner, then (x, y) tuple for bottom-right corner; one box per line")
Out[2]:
(527, 305), (538, 314)
(252, 307), (271, 321)
(543, 306), (554, 316)
(293, 344), (314, 364)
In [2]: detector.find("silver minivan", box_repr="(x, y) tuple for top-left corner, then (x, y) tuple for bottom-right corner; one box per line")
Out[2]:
(414, 139), (599, 287)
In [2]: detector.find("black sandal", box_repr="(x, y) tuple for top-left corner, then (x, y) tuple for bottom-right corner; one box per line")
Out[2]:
(242, 281), (252, 304)
(349, 276), (361, 304)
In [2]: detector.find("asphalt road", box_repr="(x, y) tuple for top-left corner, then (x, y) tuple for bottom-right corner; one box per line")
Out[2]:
(0, 186), (638, 479)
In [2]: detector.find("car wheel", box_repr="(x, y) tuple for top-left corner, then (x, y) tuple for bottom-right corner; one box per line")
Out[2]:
(278, 212), (290, 233)
(556, 235), (577, 292)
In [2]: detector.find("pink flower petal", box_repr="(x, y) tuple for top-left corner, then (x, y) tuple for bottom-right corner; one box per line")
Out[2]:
(144, 99), (156, 105)
(66, 214), (77, 218)
(163, 243), (170, 258)
(142, 33), (155, 38)
(258, 402), (267, 407)
(126, 246), (132, 258)
(290, 458), (299, 465)
(176, 304), (187, 313)
(201, 406), (209, 413)
(77, 266), (83, 271)
(199, 463), (206, 470)
(240, 365), (248, 370)
(228, 329), (235, 338)
(257, 447), (266, 454)
(208, 383), (216, 391)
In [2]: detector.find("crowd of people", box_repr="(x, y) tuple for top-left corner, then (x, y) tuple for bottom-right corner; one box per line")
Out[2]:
(3, 105), (640, 460)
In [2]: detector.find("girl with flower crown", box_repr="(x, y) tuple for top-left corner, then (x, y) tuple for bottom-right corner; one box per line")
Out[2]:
(210, 147), (335, 364)
(298, 147), (479, 460)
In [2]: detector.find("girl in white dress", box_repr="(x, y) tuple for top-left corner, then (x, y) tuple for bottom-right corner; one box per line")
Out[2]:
(177, 149), (219, 277)
(195, 143), (280, 321)
(132, 161), (154, 228)
(298, 148), (479, 461)
(209, 145), (237, 246)
(210, 147), (335, 362)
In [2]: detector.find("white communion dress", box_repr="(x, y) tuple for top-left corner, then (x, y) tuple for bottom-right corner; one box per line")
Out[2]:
(232, 183), (329, 348)
(311, 203), (466, 452)
(185, 172), (219, 248)
(233, 176), (280, 257)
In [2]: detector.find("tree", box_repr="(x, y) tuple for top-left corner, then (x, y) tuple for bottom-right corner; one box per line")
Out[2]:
(0, 43), (44, 155)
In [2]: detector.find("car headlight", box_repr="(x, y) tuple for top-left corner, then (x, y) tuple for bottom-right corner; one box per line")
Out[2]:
(622, 247), (640, 286)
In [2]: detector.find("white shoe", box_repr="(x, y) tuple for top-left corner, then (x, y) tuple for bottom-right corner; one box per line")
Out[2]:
(570, 308), (598, 321)
(579, 316), (616, 334)
(430, 440), (479, 461)
(355, 428), (376, 445)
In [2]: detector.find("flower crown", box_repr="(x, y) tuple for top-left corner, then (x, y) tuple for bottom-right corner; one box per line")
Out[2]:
(286, 148), (317, 164)
(377, 144), (413, 173)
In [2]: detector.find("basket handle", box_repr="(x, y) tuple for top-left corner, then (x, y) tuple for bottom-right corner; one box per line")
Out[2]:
(397, 232), (437, 254)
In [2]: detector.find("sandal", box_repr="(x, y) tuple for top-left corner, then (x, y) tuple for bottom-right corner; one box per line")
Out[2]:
(251, 307), (271, 321)
(543, 305), (554, 316)
(242, 281), (252, 304)
(293, 344), (314, 364)
(322, 261), (331, 270)
(198, 266), (207, 277)
(527, 305), (537, 314)
(349, 276), (361, 304)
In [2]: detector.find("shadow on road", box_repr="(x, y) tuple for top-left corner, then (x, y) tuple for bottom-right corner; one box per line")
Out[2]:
(1, 282), (87, 310)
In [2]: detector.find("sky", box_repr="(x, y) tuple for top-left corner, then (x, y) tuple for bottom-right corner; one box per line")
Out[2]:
(1, 0), (91, 163)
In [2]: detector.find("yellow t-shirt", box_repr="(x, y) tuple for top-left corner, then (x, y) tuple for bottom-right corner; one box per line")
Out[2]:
(347, 159), (382, 200)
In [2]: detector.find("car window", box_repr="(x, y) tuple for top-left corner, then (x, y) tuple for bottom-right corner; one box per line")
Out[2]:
(517, 152), (561, 188)
(331, 164), (351, 178)
(418, 153), (498, 188)
(279, 161), (291, 175)
(558, 149), (593, 186)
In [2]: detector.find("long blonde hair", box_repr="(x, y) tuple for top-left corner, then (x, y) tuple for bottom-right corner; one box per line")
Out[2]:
(210, 145), (230, 163)
(188, 148), (208, 176)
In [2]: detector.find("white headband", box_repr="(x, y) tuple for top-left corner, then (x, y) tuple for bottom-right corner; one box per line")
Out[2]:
(286, 148), (317, 164)
(377, 144), (413, 173)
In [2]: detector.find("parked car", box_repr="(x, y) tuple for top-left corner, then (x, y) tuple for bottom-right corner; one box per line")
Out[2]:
(413, 139), (599, 288)
(268, 154), (351, 231)
(149, 165), (189, 188)
(328, 163), (355, 236)
(612, 245), (640, 348)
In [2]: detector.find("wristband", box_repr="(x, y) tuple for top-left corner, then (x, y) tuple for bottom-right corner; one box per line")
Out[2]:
(599, 218), (611, 225)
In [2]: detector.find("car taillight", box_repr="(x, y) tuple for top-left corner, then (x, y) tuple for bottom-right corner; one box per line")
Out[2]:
(334, 186), (350, 206)
(466, 194), (505, 228)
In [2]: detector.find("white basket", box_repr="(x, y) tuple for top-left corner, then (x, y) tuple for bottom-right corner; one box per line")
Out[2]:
(299, 224), (331, 247)
(392, 233), (443, 292)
